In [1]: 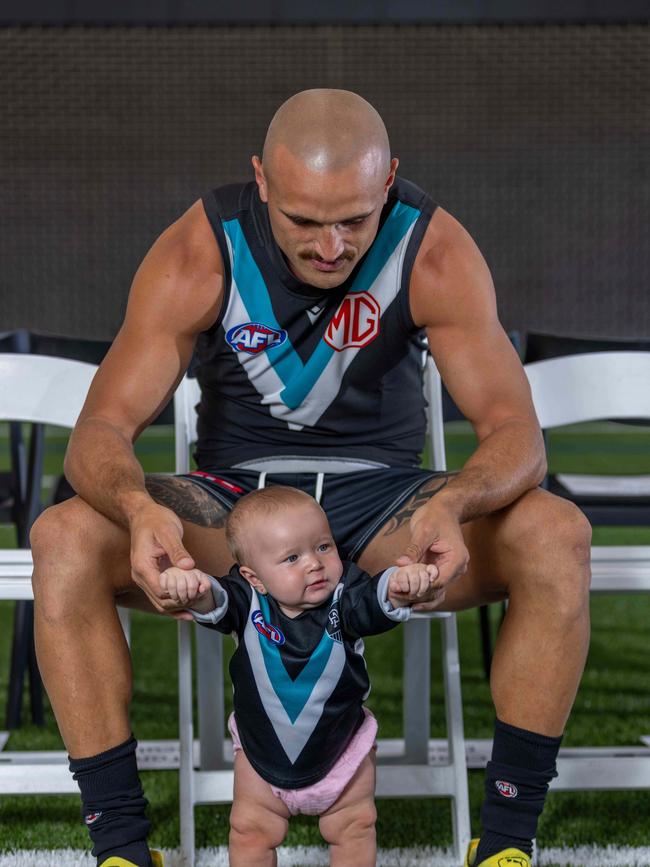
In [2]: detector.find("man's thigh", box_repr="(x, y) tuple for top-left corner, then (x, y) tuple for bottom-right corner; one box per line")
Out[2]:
(82, 474), (233, 613)
(356, 478), (559, 611)
(144, 473), (232, 573)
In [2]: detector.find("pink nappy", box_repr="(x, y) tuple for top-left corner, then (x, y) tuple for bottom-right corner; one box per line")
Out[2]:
(228, 707), (377, 816)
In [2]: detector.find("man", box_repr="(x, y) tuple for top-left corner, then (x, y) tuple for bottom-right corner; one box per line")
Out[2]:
(30, 89), (591, 867)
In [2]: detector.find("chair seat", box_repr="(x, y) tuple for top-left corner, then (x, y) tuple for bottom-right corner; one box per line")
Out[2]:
(553, 473), (650, 499)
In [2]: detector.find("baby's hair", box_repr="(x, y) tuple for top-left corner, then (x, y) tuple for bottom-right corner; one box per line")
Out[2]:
(226, 486), (321, 565)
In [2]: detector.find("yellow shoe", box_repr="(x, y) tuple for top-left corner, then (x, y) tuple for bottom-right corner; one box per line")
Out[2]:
(464, 838), (530, 867)
(99, 852), (164, 867)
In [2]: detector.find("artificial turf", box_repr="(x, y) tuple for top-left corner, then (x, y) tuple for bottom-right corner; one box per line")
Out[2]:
(0, 422), (649, 852)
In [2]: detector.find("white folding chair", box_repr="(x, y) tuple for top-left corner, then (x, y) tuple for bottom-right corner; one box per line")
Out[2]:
(524, 351), (650, 790)
(0, 353), (137, 794)
(175, 357), (471, 866)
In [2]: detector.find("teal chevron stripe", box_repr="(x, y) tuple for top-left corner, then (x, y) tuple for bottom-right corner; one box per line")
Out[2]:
(256, 596), (334, 724)
(223, 201), (420, 411)
(222, 218), (302, 386)
(348, 200), (420, 296)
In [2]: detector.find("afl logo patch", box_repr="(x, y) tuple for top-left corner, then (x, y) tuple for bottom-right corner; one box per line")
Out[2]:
(226, 322), (287, 354)
(252, 610), (285, 645)
(495, 780), (518, 798)
(324, 291), (380, 351)
(84, 811), (102, 825)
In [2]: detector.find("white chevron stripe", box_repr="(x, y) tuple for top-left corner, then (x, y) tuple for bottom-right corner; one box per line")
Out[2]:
(244, 589), (346, 764)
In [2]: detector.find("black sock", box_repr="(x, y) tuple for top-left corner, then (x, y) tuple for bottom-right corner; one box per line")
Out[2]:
(475, 718), (562, 864)
(68, 734), (152, 867)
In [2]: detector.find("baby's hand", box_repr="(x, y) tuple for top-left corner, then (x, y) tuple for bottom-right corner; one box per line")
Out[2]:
(388, 563), (439, 607)
(159, 567), (215, 614)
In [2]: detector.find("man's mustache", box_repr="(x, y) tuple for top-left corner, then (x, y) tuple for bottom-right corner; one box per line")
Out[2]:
(298, 251), (355, 263)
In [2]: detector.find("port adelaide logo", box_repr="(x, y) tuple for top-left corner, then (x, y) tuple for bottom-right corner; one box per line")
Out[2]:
(227, 322), (287, 355)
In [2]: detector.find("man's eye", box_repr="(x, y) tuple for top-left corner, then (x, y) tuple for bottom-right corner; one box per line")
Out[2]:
(343, 218), (366, 227)
(290, 217), (311, 226)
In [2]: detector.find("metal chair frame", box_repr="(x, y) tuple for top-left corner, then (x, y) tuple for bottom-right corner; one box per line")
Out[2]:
(0, 353), (138, 794)
(523, 351), (650, 791)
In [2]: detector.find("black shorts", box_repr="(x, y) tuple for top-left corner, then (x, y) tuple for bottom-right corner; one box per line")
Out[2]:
(181, 463), (447, 561)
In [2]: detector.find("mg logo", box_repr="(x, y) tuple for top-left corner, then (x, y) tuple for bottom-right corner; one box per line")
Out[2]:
(324, 291), (381, 351)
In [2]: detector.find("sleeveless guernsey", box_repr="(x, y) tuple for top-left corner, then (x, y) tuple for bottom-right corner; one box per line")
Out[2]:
(195, 177), (436, 469)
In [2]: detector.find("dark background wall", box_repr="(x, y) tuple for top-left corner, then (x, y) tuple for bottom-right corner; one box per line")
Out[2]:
(0, 22), (648, 339)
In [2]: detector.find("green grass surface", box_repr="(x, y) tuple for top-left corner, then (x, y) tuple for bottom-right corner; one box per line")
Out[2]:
(0, 423), (649, 851)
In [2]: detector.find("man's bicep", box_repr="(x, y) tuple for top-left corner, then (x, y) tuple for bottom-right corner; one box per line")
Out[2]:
(413, 211), (537, 440)
(429, 317), (537, 441)
(77, 323), (193, 440)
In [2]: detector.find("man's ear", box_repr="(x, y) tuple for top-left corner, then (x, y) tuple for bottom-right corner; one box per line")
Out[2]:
(251, 155), (268, 202)
(383, 157), (399, 201)
(239, 564), (267, 595)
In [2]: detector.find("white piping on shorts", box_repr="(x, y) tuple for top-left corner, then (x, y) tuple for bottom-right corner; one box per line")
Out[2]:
(233, 456), (387, 474)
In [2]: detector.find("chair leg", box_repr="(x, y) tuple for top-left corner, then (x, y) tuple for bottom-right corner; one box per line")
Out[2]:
(196, 627), (227, 769)
(479, 605), (493, 680)
(178, 621), (196, 867)
(5, 601), (31, 728)
(403, 618), (431, 763)
(6, 601), (45, 729)
(442, 614), (472, 862)
(27, 604), (44, 725)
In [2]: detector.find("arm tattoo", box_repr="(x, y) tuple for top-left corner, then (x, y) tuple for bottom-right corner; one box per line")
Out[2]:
(145, 475), (229, 528)
(383, 476), (450, 537)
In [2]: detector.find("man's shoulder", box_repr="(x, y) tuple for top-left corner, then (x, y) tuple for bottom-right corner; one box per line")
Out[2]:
(390, 176), (436, 215)
(202, 181), (258, 223)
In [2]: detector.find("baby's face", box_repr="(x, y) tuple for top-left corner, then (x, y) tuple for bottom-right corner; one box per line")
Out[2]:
(245, 502), (343, 615)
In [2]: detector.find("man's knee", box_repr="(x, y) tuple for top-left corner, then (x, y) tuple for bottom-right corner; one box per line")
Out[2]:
(31, 498), (87, 563)
(31, 498), (127, 614)
(505, 490), (592, 612)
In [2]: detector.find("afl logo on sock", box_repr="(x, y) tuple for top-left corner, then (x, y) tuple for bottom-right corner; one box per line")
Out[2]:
(495, 779), (518, 798)
(252, 610), (285, 645)
(227, 322), (287, 354)
(84, 811), (102, 824)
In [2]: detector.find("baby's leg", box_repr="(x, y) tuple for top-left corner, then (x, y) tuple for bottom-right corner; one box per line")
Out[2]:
(318, 752), (377, 867)
(229, 750), (291, 867)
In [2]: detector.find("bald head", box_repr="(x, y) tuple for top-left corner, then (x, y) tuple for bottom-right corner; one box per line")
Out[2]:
(262, 89), (390, 181)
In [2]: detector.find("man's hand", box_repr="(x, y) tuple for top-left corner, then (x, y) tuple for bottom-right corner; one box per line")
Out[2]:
(388, 563), (439, 608)
(396, 501), (470, 610)
(129, 503), (198, 620)
(159, 566), (215, 614)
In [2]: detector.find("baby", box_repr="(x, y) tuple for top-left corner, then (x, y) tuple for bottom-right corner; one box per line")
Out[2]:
(160, 485), (438, 867)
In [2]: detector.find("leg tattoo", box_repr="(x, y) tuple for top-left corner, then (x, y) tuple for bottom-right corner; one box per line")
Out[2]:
(145, 475), (229, 528)
(382, 475), (451, 537)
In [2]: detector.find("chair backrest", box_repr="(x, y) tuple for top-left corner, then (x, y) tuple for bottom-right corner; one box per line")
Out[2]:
(0, 353), (98, 429)
(524, 330), (650, 363)
(424, 355), (447, 472)
(174, 376), (201, 474)
(524, 351), (650, 429)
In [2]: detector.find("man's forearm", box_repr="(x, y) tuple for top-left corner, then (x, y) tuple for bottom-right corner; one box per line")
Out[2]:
(64, 418), (153, 529)
(435, 418), (547, 524)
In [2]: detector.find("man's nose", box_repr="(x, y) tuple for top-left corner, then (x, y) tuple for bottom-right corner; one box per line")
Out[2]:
(314, 226), (344, 262)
